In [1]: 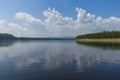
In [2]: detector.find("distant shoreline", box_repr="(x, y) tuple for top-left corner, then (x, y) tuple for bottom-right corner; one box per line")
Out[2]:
(17, 37), (75, 41)
(0, 33), (75, 41)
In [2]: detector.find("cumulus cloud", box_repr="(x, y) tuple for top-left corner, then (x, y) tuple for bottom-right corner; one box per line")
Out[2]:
(15, 12), (43, 24)
(76, 7), (96, 24)
(43, 8), (75, 35)
(0, 8), (120, 37)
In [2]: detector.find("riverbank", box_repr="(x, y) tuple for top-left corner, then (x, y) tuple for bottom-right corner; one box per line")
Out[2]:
(76, 38), (120, 43)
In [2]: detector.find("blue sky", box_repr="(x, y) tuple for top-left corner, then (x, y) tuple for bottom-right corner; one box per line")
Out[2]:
(0, 0), (120, 37)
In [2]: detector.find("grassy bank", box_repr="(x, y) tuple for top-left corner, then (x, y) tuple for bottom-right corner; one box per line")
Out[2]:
(76, 31), (120, 39)
(76, 38), (120, 43)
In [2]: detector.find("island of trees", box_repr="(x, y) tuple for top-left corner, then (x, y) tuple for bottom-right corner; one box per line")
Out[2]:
(76, 31), (120, 43)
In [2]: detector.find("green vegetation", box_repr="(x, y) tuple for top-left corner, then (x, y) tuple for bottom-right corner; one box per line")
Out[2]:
(76, 31), (120, 43)
(76, 31), (120, 39)
(76, 38), (120, 43)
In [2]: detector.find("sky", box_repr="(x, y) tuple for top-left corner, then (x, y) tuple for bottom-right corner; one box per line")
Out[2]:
(0, 0), (120, 37)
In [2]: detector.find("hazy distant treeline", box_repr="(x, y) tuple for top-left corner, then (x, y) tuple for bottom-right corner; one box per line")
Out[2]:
(0, 33), (74, 41)
(0, 33), (17, 41)
(76, 31), (120, 39)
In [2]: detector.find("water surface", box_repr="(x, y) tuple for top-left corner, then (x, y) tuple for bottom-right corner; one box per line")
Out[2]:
(0, 40), (120, 80)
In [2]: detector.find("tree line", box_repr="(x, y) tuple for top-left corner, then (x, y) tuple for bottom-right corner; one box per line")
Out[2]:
(76, 31), (120, 39)
(0, 33), (16, 41)
(0, 33), (75, 41)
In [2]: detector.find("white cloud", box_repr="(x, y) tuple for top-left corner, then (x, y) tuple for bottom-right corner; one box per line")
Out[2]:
(76, 7), (96, 24)
(0, 8), (120, 37)
(0, 20), (9, 33)
(15, 12), (43, 24)
(8, 23), (28, 31)
(43, 8), (74, 35)
(75, 8), (120, 34)
(0, 20), (6, 24)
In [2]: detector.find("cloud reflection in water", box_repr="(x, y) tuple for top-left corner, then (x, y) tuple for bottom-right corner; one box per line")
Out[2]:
(0, 40), (120, 72)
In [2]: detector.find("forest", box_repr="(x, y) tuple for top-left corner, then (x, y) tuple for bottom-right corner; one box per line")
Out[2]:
(76, 31), (120, 39)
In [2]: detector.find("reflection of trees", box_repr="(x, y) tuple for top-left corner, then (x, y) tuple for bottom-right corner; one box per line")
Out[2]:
(76, 41), (120, 50)
(0, 40), (16, 47)
(0, 41), (120, 72)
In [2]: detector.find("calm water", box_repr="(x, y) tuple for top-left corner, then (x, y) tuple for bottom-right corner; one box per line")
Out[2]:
(0, 40), (120, 80)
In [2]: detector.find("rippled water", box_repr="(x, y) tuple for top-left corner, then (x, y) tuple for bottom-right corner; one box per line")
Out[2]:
(0, 40), (120, 80)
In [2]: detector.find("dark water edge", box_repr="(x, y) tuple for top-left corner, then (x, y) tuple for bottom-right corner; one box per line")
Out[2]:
(0, 40), (120, 80)
(76, 41), (120, 50)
